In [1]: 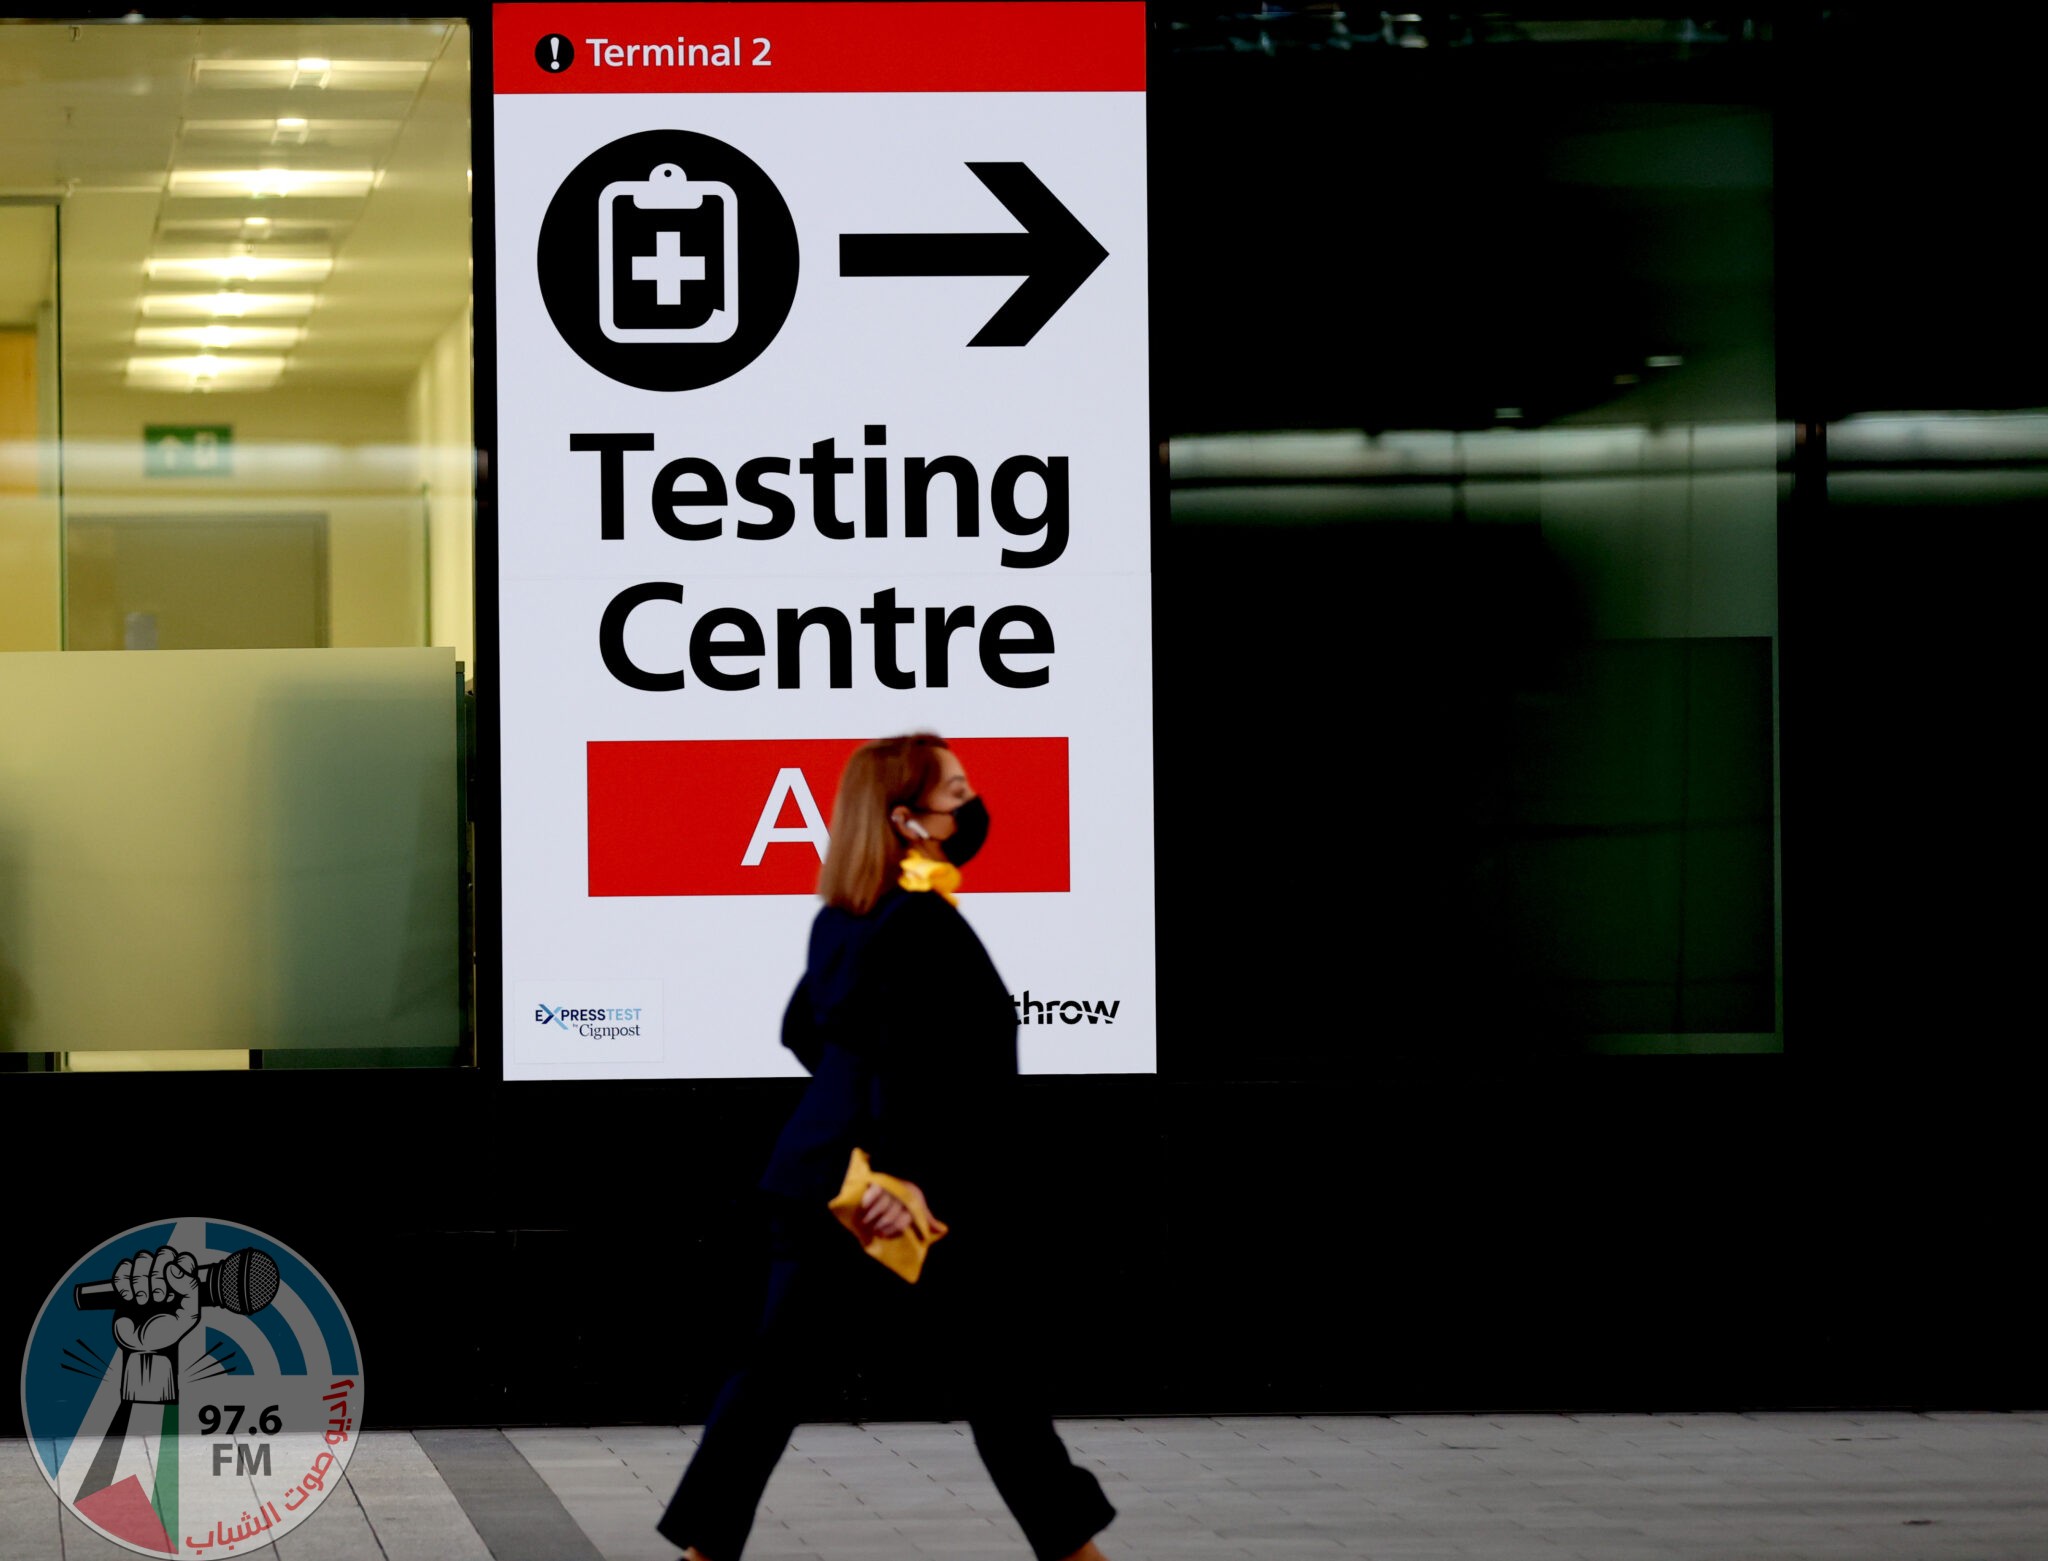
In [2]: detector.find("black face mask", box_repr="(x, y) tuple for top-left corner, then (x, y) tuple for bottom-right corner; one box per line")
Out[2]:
(935, 794), (991, 866)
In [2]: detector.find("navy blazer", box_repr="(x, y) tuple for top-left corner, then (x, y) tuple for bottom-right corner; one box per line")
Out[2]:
(757, 886), (1021, 1228)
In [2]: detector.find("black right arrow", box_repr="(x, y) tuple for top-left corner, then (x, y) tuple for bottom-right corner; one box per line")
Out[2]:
(838, 162), (1109, 347)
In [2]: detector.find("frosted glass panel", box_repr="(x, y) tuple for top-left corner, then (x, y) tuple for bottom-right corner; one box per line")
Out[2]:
(0, 648), (457, 1053)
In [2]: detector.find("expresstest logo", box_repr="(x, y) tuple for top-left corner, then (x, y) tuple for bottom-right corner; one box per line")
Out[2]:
(1012, 990), (1121, 1026)
(514, 981), (664, 1064)
(534, 1002), (646, 1040)
(20, 1218), (361, 1557)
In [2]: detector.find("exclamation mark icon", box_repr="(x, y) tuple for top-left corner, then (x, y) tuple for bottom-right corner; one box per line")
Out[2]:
(549, 36), (561, 69)
(536, 34), (573, 73)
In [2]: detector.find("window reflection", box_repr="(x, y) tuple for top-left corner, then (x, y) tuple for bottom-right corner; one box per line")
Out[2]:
(0, 22), (473, 1071)
(1153, 27), (1786, 1060)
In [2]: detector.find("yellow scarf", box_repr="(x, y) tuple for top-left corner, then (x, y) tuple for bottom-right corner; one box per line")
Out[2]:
(898, 852), (961, 905)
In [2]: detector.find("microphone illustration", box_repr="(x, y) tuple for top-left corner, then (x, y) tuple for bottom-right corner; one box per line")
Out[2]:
(72, 1247), (281, 1316)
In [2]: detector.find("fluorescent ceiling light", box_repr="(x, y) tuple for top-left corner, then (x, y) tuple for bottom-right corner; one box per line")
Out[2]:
(193, 58), (432, 91)
(141, 292), (318, 318)
(167, 168), (377, 198)
(146, 256), (333, 283)
(126, 354), (287, 388)
(177, 117), (404, 145)
(136, 324), (305, 350)
(156, 217), (338, 246)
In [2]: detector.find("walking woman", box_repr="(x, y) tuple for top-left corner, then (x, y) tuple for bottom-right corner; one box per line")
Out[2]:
(658, 733), (1117, 1561)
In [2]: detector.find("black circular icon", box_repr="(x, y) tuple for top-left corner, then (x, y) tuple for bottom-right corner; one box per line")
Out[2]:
(538, 130), (799, 392)
(536, 34), (574, 72)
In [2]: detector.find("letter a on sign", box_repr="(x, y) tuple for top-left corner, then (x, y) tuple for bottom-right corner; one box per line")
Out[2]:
(742, 768), (829, 866)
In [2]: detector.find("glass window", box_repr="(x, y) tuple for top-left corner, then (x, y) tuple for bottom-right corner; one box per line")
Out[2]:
(1155, 17), (1782, 1062)
(0, 20), (474, 1070)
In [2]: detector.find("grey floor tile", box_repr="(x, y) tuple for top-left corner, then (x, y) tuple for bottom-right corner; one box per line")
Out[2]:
(269, 1479), (389, 1561)
(0, 1439), (62, 1561)
(4, 1411), (2047, 1561)
(418, 1427), (608, 1561)
(348, 1486), (496, 1561)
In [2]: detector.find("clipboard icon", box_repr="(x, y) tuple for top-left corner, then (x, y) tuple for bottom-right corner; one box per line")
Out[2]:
(597, 162), (740, 344)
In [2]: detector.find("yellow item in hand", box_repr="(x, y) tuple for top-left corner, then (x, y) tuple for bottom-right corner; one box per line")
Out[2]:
(897, 853), (961, 905)
(828, 1147), (949, 1283)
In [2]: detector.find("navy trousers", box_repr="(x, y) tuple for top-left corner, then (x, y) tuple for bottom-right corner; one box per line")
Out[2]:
(657, 1206), (1116, 1561)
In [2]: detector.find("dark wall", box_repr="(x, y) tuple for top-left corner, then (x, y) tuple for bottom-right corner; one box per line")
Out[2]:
(6, 9), (2043, 1433)
(5, 1060), (2035, 1434)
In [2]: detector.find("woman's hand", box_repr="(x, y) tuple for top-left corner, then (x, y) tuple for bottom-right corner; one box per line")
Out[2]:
(853, 1179), (935, 1243)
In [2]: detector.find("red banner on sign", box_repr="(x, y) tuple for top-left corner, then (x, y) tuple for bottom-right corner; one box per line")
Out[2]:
(493, 2), (1145, 95)
(588, 736), (1070, 896)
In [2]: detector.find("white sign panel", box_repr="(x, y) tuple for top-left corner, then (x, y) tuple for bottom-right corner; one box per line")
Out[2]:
(492, 1), (1152, 1078)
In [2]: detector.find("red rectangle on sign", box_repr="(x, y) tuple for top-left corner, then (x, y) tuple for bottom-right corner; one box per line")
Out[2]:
(494, 3), (1146, 95)
(588, 736), (1070, 896)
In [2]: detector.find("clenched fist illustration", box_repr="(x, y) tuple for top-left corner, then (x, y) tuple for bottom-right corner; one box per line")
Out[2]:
(111, 1246), (201, 1404)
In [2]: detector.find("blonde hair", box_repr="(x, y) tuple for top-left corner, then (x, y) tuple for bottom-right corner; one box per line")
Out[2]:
(816, 733), (951, 915)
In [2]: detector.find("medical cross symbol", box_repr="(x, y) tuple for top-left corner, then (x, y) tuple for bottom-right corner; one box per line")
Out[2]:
(632, 229), (706, 306)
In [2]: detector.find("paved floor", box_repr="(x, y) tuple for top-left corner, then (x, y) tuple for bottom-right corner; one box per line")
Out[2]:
(4, 1412), (2044, 1560)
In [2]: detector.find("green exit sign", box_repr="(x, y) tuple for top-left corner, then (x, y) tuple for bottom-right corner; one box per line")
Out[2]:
(144, 424), (233, 477)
